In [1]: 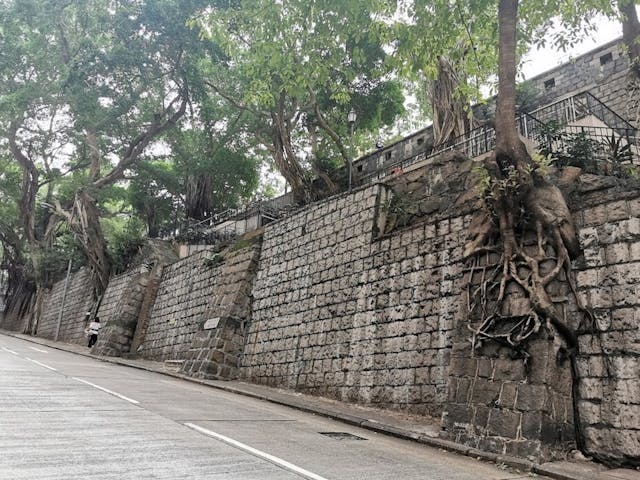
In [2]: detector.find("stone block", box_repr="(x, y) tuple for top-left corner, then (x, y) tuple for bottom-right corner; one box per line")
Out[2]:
(521, 412), (542, 439)
(610, 356), (640, 379)
(487, 409), (521, 439)
(605, 243), (630, 264)
(470, 378), (501, 406)
(449, 357), (477, 378)
(443, 404), (474, 430)
(499, 382), (518, 409)
(516, 384), (548, 412)
(606, 200), (630, 221)
(493, 358), (526, 382)
(474, 405), (491, 430)
(540, 414), (563, 444)
(578, 399), (602, 425)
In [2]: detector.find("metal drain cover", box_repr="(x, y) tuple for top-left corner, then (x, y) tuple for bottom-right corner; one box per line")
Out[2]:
(318, 432), (367, 441)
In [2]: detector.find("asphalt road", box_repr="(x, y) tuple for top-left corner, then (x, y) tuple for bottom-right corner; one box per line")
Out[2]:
(0, 333), (541, 480)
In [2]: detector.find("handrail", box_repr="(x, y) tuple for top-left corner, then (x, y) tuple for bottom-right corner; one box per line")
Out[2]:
(527, 91), (636, 137)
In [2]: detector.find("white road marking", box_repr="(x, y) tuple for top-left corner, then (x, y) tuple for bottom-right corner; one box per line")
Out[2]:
(1, 347), (19, 355)
(184, 422), (329, 480)
(25, 357), (58, 372)
(29, 346), (48, 353)
(72, 377), (140, 405)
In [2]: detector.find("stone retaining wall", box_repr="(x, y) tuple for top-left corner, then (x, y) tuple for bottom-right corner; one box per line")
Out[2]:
(181, 241), (262, 379)
(36, 268), (94, 344)
(3, 158), (638, 466)
(239, 175), (468, 417)
(93, 268), (148, 356)
(574, 189), (640, 466)
(137, 248), (223, 362)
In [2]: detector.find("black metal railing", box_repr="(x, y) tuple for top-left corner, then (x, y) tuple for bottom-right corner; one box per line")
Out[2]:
(530, 123), (639, 176)
(168, 192), (299, 243)
(357, 91), (639, 185)
(527, 91), (637, 140)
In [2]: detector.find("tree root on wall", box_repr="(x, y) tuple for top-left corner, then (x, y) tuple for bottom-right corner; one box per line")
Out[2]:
(463, 151), (596, 454)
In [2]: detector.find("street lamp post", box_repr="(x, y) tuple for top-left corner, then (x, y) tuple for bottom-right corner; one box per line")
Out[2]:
(347, 108), (357, 190)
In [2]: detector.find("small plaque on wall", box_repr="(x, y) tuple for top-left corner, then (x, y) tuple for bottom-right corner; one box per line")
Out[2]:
(203, 318), (220, 330)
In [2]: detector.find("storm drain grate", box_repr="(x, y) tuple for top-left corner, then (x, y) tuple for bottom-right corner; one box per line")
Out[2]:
(318, 432), (367, 441)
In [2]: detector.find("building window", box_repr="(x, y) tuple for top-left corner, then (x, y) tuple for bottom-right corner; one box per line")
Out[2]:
(357, 164), (363, 172)
(544, 78), (555, 90)
(385, 152), (391, 161)
(416, 137), (424, 146)
(599, 52), (613, 66)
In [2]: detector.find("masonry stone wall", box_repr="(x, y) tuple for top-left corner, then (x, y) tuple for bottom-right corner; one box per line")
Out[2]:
(527, 40), (634, 125)
(239, 172), (469, 417)
(443, 262), (577, 460)
(440, 174), (640, 463)
(36, 268), (94, 344)
(180, 241), (262, 379)
(236, 159), (640, 463)
(95, 269), (138, 326)
(573, 185), (640, 466)
(137, 248), (223, 362)
(93, 268), (148, 356)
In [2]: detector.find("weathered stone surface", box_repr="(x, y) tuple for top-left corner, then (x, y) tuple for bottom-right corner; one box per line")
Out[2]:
(238, 183), (464, 418)
(179, 243), (262, 380)
(34, 268), (94, 345)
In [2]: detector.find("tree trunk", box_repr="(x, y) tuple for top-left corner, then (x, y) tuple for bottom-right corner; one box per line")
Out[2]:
(618, 0), (640, 124)
(619, 0), (640, 74)
(8, 121), (39, 244)
(430, 56), (470, 147)
(464, 0), (588, 456)
(495, 0), (531, 174)
(185, 174), (214, 220)
(70, 190), (112, 296)
(1, 271), (35, 331)
(271, 110), (310, 204)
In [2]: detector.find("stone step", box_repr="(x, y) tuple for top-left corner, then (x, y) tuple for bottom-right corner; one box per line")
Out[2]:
(163, 359), (185, 372)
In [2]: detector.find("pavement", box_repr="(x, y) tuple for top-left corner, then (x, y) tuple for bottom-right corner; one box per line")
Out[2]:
(3, 329), (639, 480)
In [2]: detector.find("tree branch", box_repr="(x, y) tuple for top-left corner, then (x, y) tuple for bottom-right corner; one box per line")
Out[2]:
(93, 85), (189, 189)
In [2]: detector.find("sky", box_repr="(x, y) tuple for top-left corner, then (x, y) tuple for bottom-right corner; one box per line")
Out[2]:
(521, 13), (623, 79)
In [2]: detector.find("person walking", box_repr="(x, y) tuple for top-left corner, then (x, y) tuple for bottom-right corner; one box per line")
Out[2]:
(86, 317), (101, 348)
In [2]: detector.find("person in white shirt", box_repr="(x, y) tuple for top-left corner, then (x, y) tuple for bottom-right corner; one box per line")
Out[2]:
(86, 317), (101, 348)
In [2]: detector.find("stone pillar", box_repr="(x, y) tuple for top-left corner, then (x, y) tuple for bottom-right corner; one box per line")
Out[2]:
(92, 269), (148, 357)
(180, 241), (261, 380)
(129, 264), (164, 355)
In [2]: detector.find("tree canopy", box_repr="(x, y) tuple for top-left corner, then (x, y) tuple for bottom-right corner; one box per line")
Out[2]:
(0, 0), (638, 320)
(193, 0), (405, 201)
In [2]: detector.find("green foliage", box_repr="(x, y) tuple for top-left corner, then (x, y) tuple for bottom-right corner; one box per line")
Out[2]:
(394, 0), (616, 118)
(530, 151), (555, 175)
(564, 132), (600, 169)
(202, 253), (224, 268)
(0, 0), (628, 298)
(193, 0), (405, 187)
(601, 132), (633, 164)
(229, 235), (259, 252)
(0, 0), (255, 288)
(471, 163), (492, 194)
(102, 216), (146, 274)
(128, 160), (181, 237)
